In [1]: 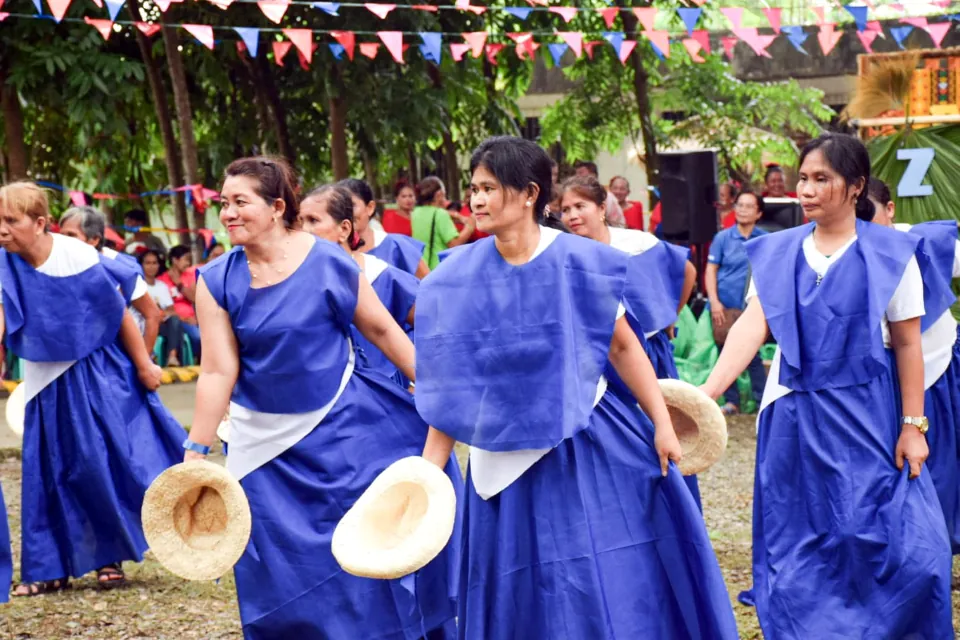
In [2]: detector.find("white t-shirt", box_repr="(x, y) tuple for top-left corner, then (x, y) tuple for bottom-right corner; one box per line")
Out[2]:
(144, 280), (175, 310)
(607, 227), (660, 256)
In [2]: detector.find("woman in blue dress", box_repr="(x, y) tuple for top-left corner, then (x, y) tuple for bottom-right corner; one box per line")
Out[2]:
(415, 136), (738, 639)
(346, 179), (431, 278)
(867, 177), (960, 554)
(300, 183), (418, 389)
(0, 182), (186, 596)
(182, 157), (461, 640)
(701, 134), (952, 638)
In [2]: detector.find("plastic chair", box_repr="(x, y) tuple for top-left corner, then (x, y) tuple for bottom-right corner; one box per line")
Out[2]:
(182, 333), (195, 366)
(153, 336), (166, 367)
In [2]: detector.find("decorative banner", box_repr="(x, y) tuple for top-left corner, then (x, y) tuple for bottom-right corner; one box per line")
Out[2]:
(136, 21), (161, 37)
(313, 2), (339, 16)
(378, 31), (404, 63)
(485, 42), (505, 64)
(419, 31), (442, 63)
(603, 30), (624, 55)
(901, 16), (929, 29)
(817, 23), (843, 55)
(272, 40), (292, 65)
(328, 42), (345, 59)
(331, 30), (355, 60)
(210, 0), (232, 9)
(857, 29), (879, 52)
(633, 7), (657, 31)
(183, 24), (214, 50)
(598, 6), (618, 28)
(691, 29), (711, 54)
(284, 28), (313, 63)
(721, 35), (738, 59)
(47, 0), (72, 22)
(548, 6), (577, 23)
(782, 25), (810, 54)
(257, 0), (289, 24)
(844, 4), (868, 32)
(584, 39), (603, 59)
(84, 16), (112, 39)
(365, 2), (393, 19)
(734, 27), (775, 57)
(463, 31), (487, 57)
(450, 42), (470, 61)
(811, 6), (825, 24)
(359, 42), (380, 58)
(890, 24), (914, 48)
(547, 42), (568, 64)
(763, 7), (782, 33)
(558, 30), (583, 58)
(234, 26), (259, 57)
(503, 7), (532, 20)
(927, 21), (951, 47)
(618, 39), (637, 64)
(677, 7), (701, 36)
(104, 0), (123, 21)
(719, 7), (743, 28)
(643, 30), (670, 58)
(682, 38), (705, 62)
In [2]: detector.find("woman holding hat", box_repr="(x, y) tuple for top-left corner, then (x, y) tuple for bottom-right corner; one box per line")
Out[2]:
(415, 136), (737, 639)
(0, 182), (186, 596)
(300, 184), (418, 389)
(185, 157), (461, 639)
(866, 177), (960, 554)
(349, 179), (431, 279)
(701, 134), (952, 638)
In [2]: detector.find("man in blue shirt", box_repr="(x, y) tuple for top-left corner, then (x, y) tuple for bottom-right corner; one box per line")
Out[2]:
(705, 190), (768, 414)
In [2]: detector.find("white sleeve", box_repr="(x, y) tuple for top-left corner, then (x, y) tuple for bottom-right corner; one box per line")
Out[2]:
(952, 240), (960, 278)
(745, 278), (757, 302)
(131, 275), (148, 301)
(155, 284), (174, 309)
(886, 256), (925, 322)
(616, 302), (626, 320)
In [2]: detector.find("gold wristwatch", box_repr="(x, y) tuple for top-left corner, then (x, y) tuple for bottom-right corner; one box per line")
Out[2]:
(902, 416), (929, 435)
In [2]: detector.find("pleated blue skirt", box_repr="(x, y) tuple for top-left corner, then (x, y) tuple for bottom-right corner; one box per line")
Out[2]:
(457, 389), (738, 640)
(0, 480), (11, 602)
(20, 344), (185, 583)
(752, 362), (952, 639)
(234, 369), (461, 640)
(924, 326), (960, 555)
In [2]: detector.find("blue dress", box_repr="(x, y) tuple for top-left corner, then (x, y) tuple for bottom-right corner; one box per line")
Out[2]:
(745, 221), (952, 639)
(0, 480), (10, 602)
(0, 235), (185, 583)
(416, 230), (737, 640)
(368, 232), (426, 276)
(200, 238), (461, 640)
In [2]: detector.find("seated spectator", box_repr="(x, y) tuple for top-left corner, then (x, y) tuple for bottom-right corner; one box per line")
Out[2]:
(382, 182), (415, 235)
(137, 250), (185, 366)
(156, 244), (200, 360)
(608, 176), (644, 230)
(411, 176), (474, 269)
(719, 182), (739, 229)
(123, 208), (166, 254)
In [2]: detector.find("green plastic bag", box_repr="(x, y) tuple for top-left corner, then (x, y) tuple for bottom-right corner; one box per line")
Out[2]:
(672, 307), (718, 387)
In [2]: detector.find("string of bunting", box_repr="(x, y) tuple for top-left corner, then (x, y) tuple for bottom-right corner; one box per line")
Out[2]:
(36, 179), (220, 211)
(2, 0), (957, 64)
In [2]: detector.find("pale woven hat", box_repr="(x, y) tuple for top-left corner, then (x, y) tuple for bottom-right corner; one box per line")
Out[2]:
(332, 456), (456, 580)
(142, 460), (251, 581)
(658, 379), (728, 475)
(5, 383), (24, 438)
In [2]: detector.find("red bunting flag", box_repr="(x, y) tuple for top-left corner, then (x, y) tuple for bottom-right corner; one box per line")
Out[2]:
(47, 0), (72, 23)
(763, 7), (782, 32)
(331, 31), (356, 60)
(284, 28), (313, 64)
(598, 7), (618, 28)
(365, 3), (394, 19)
(272, 41), (292, 66)
(508, 32), (538, 60)
(632, 7), (657, 31)
(867, 21), (883, 35)
(359, 42), (380, 59)
(450, 42), (470, 61)
(84, 16), (113, 40)
(136, 22), (161, 37)
(584, 40), (603, 59)
(857, 30), (879, 52)
(691, 29), (711, 54)
(183, 24), (214, 50)
(926, 22), (951, 48)
(463, 31), (487, 57)
(559, 31), (583, 58)
(485, 43), (505, 64)
(817, 23), (843, 55)
(378, 31), (404, 63)
(721, 35), (738, 59)
(411, 4), (437, 11)
(549, 6), (577, 23)
(643, 30), (670, 57)
(682, 38), (705, 62)
(257, 0), (289, 24)
(618, 40), (637, 64)
(689, 0), (706, 6)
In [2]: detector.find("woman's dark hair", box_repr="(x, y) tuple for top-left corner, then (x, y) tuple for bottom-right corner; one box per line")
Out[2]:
(304, 185), (364, 250)
(138, 248), (166, 274)
(764, 165), (784, 182)
(734, 190), (766, 216)
(168, 244), (192, 265)
(470, 136), (565, 231)
(867, 177), (891, 208)
(338, 178), (375, 205)
(798, 133), (874, 221)
(560, 176), (607, 208)
(394, 180), (414, 198)
(223, 156), (299, 228)
(416, 176), (445, 207)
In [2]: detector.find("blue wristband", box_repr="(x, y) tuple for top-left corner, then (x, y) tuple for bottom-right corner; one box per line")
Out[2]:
(182, 438), (211, 456)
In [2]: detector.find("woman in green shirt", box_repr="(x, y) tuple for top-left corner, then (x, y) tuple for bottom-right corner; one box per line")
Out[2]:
(411, 176), (475, 268)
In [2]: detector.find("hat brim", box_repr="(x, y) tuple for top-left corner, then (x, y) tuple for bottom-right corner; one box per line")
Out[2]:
(5, 383), (24, 438)
(332, 456), (456, 580)
(658, 379), (728, 476)
(142, 460), (252, 581)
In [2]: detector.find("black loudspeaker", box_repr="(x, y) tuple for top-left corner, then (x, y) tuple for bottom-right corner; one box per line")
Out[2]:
(659, 150), (719, 245)
(758, 197), (804, 233)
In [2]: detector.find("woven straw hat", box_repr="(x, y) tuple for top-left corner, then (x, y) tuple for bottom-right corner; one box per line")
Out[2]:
(142, 460), (251, 581)
(5, 383), (24, 438)
(332, 456), (456, 580)
(658, 379), (728, 476)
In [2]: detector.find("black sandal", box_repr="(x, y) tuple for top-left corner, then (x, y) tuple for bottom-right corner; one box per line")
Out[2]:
(11, 578), (70, 597)
(96, 563), (126, 590)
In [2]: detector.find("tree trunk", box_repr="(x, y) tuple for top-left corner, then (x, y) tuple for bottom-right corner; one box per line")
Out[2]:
(618, 1), (660, 204)
(129, 0), (189, 244)
(442, 132), (460, 201)
(328, 70), (349, 180)
(0, 72), (28, 181)
(407, 145), (418, 184)
(161, 25), (204, 245)
(236, 57), (271, 153)
(254, 56), (295, 165)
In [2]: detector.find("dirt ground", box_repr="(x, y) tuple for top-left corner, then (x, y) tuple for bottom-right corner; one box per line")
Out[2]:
(0, 416), (957, 638)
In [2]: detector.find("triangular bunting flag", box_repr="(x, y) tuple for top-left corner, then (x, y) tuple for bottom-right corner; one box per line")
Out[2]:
(734, 27), (776, 57)
(677, 7), (701, 36)
(549, 6), (578, 23)
(463, 31), (487, 57)
(598, 7), (618, 28)
(283, 28), (313, 63)
(209, 0), (233, 9)
(721, 35), (737, 59)
(84, 16), (113, 40)
(69, 191), (87, 206)
(890, 3), (904, 10)
(507, 32), (532, 44)
(183, 24), (214, 50)
(297, 45), (315, 71)
(420, 32), (442, 62)
(763, 7), (782, 32)
(485, 43), (504, 64)
(817, 24), (842, 55)
(857, 29), (879, 52)
(584, 40), (603, 59)
(547, 42), (568, 65)
(927, 22), (951, 48)
(720, 7), (743, 28)
(359, 42), (380, 59)
(257, 0), (289, 24)
(463, 5), (486, 14)
(781, 26), (809, 54)
(272, 41), (292, 66)
(844, 5), (868, 32)
(618, 40), (636, 63)
(378, 31), (404, 63)
(559, 31), (583, 58)
(633, 7), (657, 31)
(331, 31), (355, 60)
(104, 0), (123, 21)
(901, 17), (928, 29)
(811, 7), (825, 24)
(682, 38), (705, 62)
(691, 29), (710, 53)
(643, 30), (670, 57)
(234, 27), (259, 57)
(313, 2), (339, 15)
(29, 0), (40, 13)
(365, 3), (394, 19)
(47, 0), (72, 23)
(890, 25), (913, 48)
(450, 42), (470, 61)
(411, 4), (439, 11)
(689, 0), (705, 5)
(603, 31), (624, 54)
(136, 22), (160, 37)
(504, 7), (532, 20)
(153, 0), (171, 11)
(0, 12), (9, 20)
(867, 20), (883, 34)
(329, 42), (345, 59)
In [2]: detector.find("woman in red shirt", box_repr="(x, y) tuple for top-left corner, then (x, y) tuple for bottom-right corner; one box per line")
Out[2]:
(608, 176), (644, 230)
(381, 182), (415, 236)
(156, 244), (200, 359)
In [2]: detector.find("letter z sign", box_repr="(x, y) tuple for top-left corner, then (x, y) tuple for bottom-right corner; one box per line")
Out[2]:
(896, 148), (935, 197)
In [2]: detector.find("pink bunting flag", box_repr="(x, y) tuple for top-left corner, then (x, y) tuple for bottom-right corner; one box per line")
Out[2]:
(283, 28), (313, 63)
(463, 31), (487, 57)
(257, 0), (289, 24)
(154, 0), (172, 11)
(378, 31), (404, 63)
(136, 22), (161, 37)
(721, 35), (738, 59)
(549, 6), (578, 23)
(359, 42), (380, 59)
(584, 40), (603, 59)
(934, 0), (952, 6)
(272, 41), (292, 66)
(69, 191), (87, 206)
(763, 7), (782, 32)
(524, 0), (547, 5)
(210, 0), (233, 8)
(811, 6), (825, 24)
(463, 5), (485, 14)
(926, 22), (951, 48)
(183, 24), (214, 50)
(449, 42), (470, 61)
(682, 38), (705, 62)
(331, 31), (356, 60)
(691, 29), (711, 54)
(857, 30), (879, 52)
(508, 33), (538, 60)
(719, 7), (743, 28)
(890, 3), (904, 10)
(84, 17), (113, 40)
(0, 12), (9, 20)
(598, 7), (618, 28)
(632, 7), (657, 31)
(643, 30), (670, 57)
(817, 23), (842, 55)
(365, 3), (394, 19)
(618, 40), (637, 64)
(733, 27), (775, 57)
(559, 31), (583, 58)
(901, 16), (928, 29)
(690, 0), (706, 6)
(485, 43), (505, 64)
(507, 32), (532, 44)
(47, 0), (72, 23)
(454, 0), (467, 7)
